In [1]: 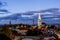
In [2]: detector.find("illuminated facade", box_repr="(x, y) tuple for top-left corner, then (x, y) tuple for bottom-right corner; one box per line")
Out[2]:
(38, 13), (42, 29)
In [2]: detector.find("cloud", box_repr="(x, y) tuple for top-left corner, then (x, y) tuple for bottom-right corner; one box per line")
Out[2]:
(0, 8), (60, 24)
(16, 8), (60, 16)
(41, 8), (59, 13)
(0, 1), (8, 13)
(0, 13), (13, 17)
(0, 8), (60, 18)
(0, 1), (6, 7)
(52, 18), (60, 20)
(0, 9), (9, 13)
(1, 8), (59, 16)
(0, 19), (9, 24)
(42, 16), (54, 18)
(21, 15), (32, 18)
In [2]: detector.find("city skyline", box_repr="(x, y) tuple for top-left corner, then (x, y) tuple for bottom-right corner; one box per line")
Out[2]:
(0, 0), (60, 25)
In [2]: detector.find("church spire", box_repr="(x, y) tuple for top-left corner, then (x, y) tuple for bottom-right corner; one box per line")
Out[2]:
(38, 12), (41, 20)
(38, 12), (42, 29)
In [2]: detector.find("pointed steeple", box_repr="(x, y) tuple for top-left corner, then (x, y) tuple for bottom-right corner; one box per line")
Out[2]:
(9, 20), (11, 25)
(9, 20), (12, 27)
(38, 13), (42, 29)
(38, 13), (41, 20)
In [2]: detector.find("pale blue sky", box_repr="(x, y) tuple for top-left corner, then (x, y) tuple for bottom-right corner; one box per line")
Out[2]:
(1, 0), (60, 13)
(0, 0), (60, 25)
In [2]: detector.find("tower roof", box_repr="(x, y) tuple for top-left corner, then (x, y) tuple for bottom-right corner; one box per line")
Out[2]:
(38, 13), (41, 20)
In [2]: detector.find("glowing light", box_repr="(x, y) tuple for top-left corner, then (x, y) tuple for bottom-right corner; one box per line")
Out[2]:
(57, 33), (60, 38)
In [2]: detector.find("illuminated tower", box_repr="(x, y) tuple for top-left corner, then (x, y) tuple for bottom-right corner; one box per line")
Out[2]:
(38, 13), (42, 29)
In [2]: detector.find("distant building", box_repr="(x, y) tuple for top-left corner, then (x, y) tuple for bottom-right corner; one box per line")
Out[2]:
(55, 25), (60, 31)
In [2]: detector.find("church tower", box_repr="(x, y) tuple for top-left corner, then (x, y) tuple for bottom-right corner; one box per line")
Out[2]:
(38, 13), (42, 29)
